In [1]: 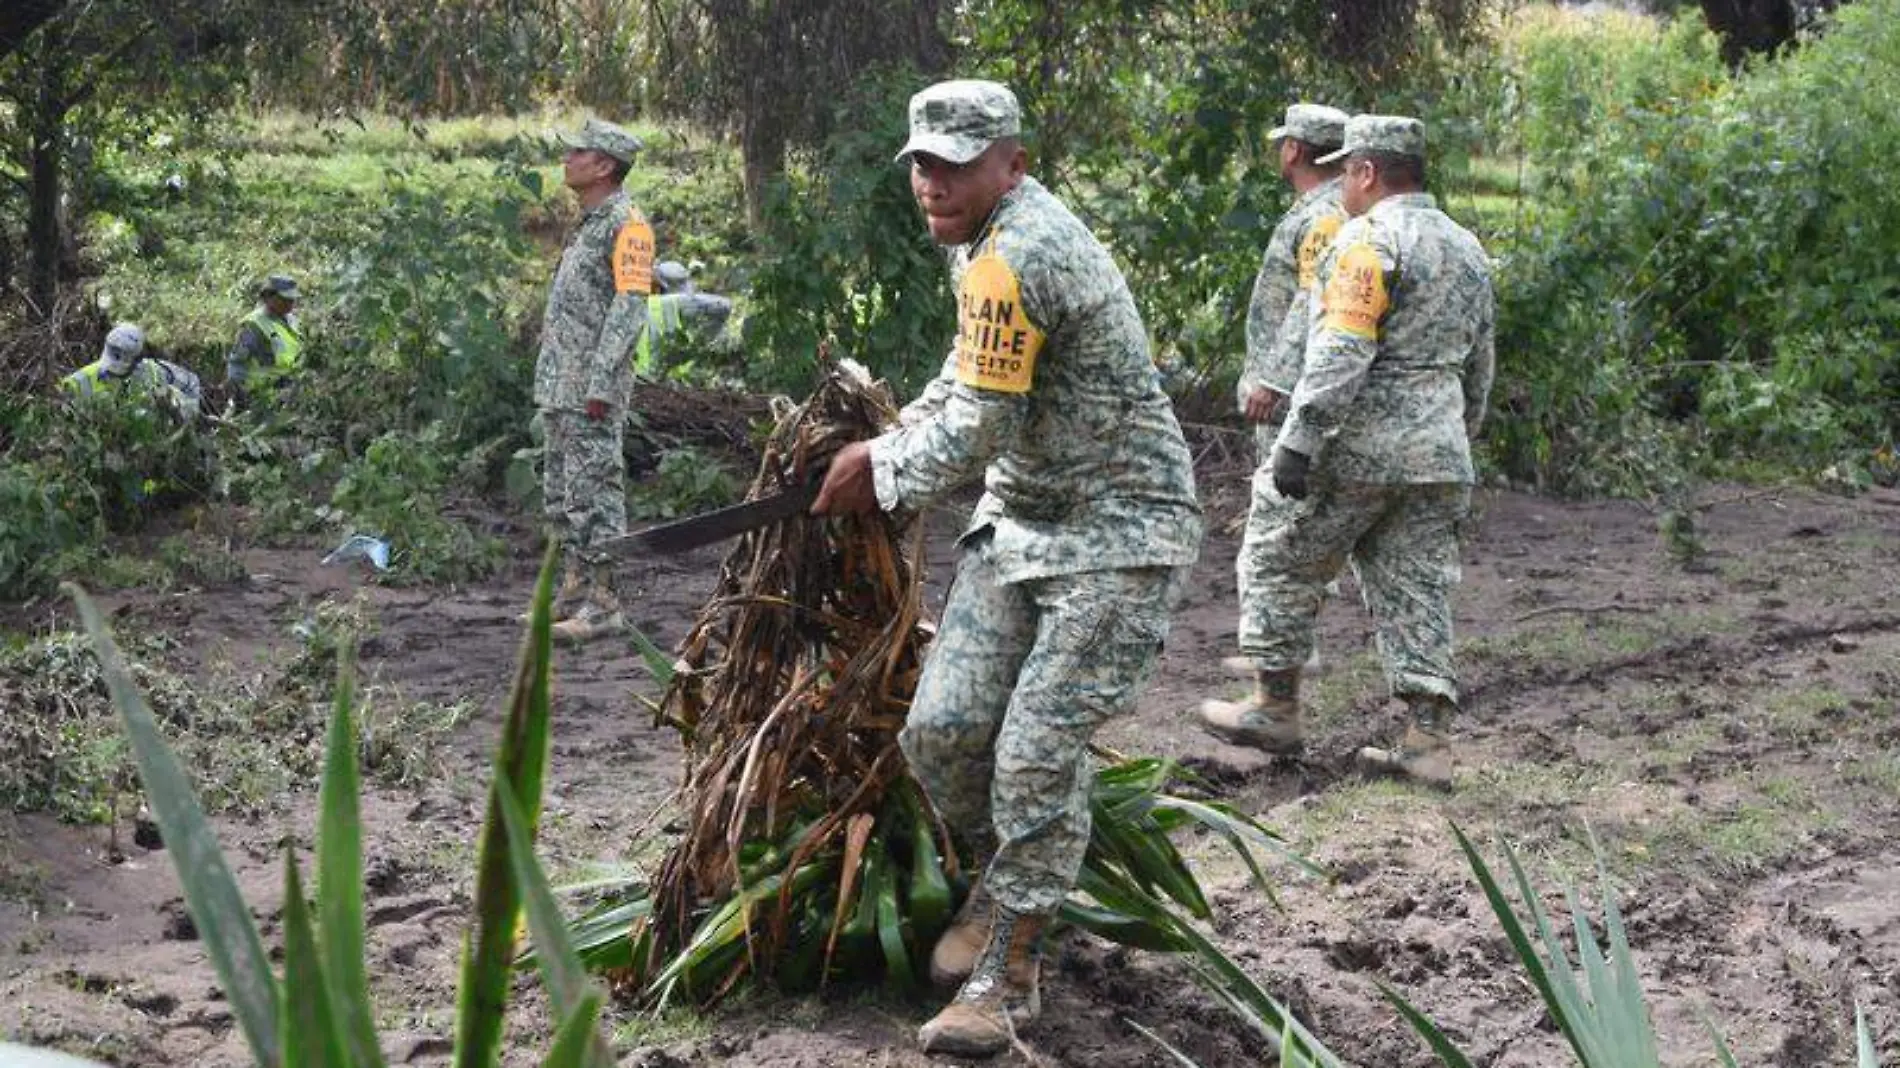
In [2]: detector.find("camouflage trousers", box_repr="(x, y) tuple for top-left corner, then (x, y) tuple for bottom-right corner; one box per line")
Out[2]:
(899, 535), (1181, 916)
(1239, 479), (1469, 702)
(540, 408), (626, 566)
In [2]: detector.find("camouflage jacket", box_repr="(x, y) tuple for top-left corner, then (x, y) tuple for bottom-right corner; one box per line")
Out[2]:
(533, 189), (654, 412)
(1276, 192), (1495, 484)
(870, 177), (1204, 584)
(1239, 177), (1347, 404)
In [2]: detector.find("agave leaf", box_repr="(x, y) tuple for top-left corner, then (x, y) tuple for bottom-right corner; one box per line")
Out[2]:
(538, 992), (605, 1068)
(625, 622), (677, 687)
(316, 644), (384, 1068)
(1594, 848), (1661, 1066)
(494, 771), (614, 1068)
(871, 853), (913, 989)
(1501, 838), (1610, 1064)
(281, 851), (347, 1068)
(454, 544), (559, 1067)
(1447, 824), (1571, 1046)
(1058, 900), (1190, 953)
(64, 584), (279, 1066)
(1857, 1002), (1882, 1068)
(1377, 981), (1479, 1068)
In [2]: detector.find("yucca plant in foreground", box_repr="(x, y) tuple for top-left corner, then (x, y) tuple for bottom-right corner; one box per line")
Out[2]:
(555, 363), (1342, 1062)
(1384, 824), (1888, 1068)
(44, 548), (615, 1068)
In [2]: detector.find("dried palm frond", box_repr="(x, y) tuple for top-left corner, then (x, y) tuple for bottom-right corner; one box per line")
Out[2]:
(625, 360), (949, 1002)
(563, 365), (1340, 1065)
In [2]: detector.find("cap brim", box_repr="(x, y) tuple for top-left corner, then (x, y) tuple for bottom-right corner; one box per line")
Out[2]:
(893, 132), (991, 167)
(1267, 125), (1291, 141)
(1315, 146), (1351, 165)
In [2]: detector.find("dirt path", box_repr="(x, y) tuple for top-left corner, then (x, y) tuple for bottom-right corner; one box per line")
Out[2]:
(3, 484), (1898, 1066)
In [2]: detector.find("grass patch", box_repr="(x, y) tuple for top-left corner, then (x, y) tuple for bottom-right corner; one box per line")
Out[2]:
(0, 598), (466, 823)
(1638, 777), (1839, 880)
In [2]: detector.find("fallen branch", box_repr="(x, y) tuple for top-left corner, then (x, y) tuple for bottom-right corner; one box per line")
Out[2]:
(1512, 602), (1650, 623)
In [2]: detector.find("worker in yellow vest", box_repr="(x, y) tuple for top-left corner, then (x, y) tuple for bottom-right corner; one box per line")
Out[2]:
(634, 261), (734, 376)
(62, 322), (204, 422)
(226, 273), (305, 408)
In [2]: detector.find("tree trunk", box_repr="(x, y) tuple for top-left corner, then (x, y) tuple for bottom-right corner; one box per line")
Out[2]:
(741, 110), (787, 234)
(1699, 0), (1797, 65)
(27, 46), (68, 320)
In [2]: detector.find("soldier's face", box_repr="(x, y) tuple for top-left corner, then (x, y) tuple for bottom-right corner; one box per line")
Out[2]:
(562, 148), (613, 191)
(264, 294), (294, 317)
(910, 142), (1026, 246)
(1277, 138), (1299, 182)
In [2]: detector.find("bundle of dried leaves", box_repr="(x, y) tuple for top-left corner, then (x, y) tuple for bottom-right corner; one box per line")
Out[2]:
(630, 360), (953, 999)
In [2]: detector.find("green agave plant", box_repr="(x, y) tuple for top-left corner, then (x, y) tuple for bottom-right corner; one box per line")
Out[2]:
(1385, 823), (1887, 1068)
(32, 546), (615, 1068)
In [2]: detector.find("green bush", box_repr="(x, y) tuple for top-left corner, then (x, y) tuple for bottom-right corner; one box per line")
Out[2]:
(1488, 0), (1900, 491)
(325, 426), (505, 584)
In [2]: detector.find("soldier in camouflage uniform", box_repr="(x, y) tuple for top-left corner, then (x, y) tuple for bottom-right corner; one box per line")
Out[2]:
(534, 118), (655, 642)
(1205, 104), (1351, 753)
(810, 80), (1203, 1057)
(1244, 115), (1495, 788)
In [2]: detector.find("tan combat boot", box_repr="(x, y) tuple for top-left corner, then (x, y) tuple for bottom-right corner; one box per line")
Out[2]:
(550, 565), (626, 643)
(519, 561), (586, 623)
(1198, 667), (1303, 755)
(1358, 696), (1456, 789)
(929, 881), (994, 988)
(918, 907), (1046, 1057)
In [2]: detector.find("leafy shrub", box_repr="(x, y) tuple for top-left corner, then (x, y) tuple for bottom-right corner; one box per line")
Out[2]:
(0, 458), (100, 599)
(626, 446), (740, 521)
(324, 426), (505, 584)
(1488, 0), (1900, 492)
(742, 67), (954, 397)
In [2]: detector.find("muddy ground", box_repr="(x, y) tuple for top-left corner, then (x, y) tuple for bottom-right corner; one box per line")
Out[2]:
(2, 477), (1898, 1067)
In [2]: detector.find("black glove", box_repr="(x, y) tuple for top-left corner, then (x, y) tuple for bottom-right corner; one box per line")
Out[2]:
(1271, 447), (1311, 500)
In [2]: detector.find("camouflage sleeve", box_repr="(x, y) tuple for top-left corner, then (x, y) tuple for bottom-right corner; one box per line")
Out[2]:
(1277, 235), (1394, 461)
(681, 294), (734, 332)
(227, 323), (268, 384)
(1464, 279), (1496, 441)
(870, 384), (1027, 512)
(1260, 279), (1316, 397)
(1238, 214), (1302, 408)
(898, 351), (961, 428)
(585, 290), (649, 403)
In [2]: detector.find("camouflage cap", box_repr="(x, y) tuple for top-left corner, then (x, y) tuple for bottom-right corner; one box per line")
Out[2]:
(560, 118), (643, 164)
(1317, 115), (1426, 165)
(894, 80), (1022, 166)
(261, 274), (300, 300)
(1268, 103), (1350, 149)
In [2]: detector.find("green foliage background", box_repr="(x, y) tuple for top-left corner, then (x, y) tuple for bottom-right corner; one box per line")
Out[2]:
(4, 1), (1900, 600)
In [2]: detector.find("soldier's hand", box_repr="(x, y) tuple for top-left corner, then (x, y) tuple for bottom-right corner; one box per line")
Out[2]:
(811, 440), (879, 516)
(1271, 447), (1311, 500)
(584, 398), (610, 421)
(1244, 386), (1285, 423)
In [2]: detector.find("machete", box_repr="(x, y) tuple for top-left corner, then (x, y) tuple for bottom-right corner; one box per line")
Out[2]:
(611, 475), (823, 555)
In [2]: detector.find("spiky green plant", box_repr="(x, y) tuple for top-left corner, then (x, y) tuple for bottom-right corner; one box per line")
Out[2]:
(46, 546), (614, 1068)
(1386, 824), (1888, 1068)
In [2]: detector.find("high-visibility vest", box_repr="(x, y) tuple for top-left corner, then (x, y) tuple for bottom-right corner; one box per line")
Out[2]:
(61, 360), (119, 396)
(241, 307), (304, 370)
(633, 295), (682, 375)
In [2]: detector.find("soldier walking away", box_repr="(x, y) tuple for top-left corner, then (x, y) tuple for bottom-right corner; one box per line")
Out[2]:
(633, 260), (735, 377)
(1204, 103), (1351, 756)
(534, 118), (654, 642)
(64, 322), (204, 422)
(1249, 115), (1495, 789)
(226, 274), (305, 409)
(811, 80), (1203, 1057)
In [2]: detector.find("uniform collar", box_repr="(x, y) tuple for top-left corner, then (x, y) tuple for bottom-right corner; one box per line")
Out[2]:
(967, 176), (1038, 251)
(1291, 175), (1344, 213)
(1368, 191), (1436, 216)
(581, 187), (629, 224)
